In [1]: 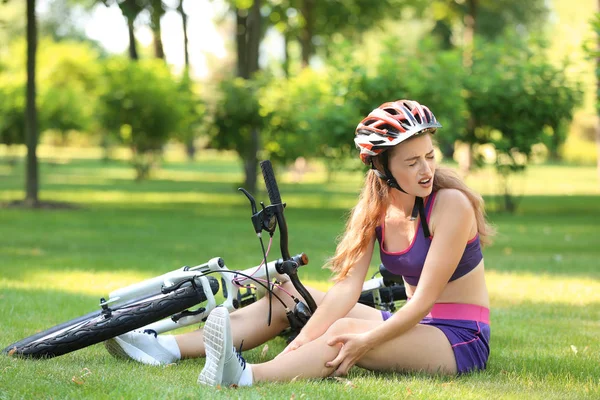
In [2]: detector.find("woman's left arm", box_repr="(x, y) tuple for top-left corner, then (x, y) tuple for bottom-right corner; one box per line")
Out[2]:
(326, 190), (475, 374)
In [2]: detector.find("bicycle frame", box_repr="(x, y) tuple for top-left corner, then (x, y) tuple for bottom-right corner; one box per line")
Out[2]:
(104, 253), (305, 335)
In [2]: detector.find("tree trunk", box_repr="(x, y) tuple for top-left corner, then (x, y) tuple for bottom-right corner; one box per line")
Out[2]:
(178, 0), (189, 68)
(151, 0), (165, 60)
(244, 0), (261, 193)
(153, 29), (165, 59)
(462, 0), (477, 174)
(283, 29), (290, 77)
(243, 128), (259, 194)
(178, 1), (194, 160)
(234, 1), (262, 194)
(463, 0), (476, 69)
(300, 0), (315, 67)
(127, 18), (138, 60)
(236, 8), (249, 78)
(246, 0), (261, 76)
(25, 0), (39, 207)
(550, 126), (562, 161)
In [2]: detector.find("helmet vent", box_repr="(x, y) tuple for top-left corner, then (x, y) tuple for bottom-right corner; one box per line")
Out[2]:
(413, 112), (422, 124)
(378, 124), (399, 135)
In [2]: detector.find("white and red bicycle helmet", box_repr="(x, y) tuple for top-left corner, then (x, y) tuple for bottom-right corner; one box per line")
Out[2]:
(354, 99), (442, 165)
(355, 100), (442, 237)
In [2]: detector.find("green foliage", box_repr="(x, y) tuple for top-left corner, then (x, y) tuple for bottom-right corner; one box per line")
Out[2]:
(359, 38), (468, 158)
(98, 57), (188, 179)
(411, 0), (548, 46)
(466, 34), (583, 210)
(467, 35), (582, 159)
(209, 76), (264, 160)
(0, 82), (25, 146)
(37, 39), (102, 138)
(260, 64), (363, 173)
(171, 71), (206, 153)
(260, 68), (327, 165)
(0, 38), (102, 145)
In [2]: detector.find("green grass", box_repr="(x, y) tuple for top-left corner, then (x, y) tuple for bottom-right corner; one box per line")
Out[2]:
(0, 149), (599, 399)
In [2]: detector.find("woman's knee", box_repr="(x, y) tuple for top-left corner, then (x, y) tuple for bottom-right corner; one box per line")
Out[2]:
(325, 318), (357, 338)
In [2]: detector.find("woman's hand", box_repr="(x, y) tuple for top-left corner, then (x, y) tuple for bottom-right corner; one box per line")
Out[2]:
(325, 333), (372, 376)
(276, 331), (313, 358)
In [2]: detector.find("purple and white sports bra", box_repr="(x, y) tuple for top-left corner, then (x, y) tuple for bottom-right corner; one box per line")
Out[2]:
(375, 192), (483, 286)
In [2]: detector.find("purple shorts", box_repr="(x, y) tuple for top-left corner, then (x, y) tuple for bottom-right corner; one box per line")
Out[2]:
(381, 303), (490, 374)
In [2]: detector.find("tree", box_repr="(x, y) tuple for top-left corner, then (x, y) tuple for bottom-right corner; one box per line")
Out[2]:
(213, 0), (263, 193)
(0, 82), (26, 151)
(25, 0), (39, 206)
(411, 0), (548, 48)
(37, 39), (102, 142)
(98, 58), (188, 180)
(408, 0), (548, 163)
(466, 35), (582, 211)
(101, 0), (144, 60)
(176, 0), (189, 68)
(148, 0), (165, 59)
(264, 0), (410, 68)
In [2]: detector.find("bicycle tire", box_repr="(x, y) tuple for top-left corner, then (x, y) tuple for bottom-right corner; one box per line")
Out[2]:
(358, 284), (407, 307)
(3, 280), (216, 359)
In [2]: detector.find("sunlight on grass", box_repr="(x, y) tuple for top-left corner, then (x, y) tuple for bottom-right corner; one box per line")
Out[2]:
(1, 269), (150, 296)
(152, 168), (242, 183)
(487, 270), (600, 307)
(1, 189), (359, 209)
(3, 268), (597, 309)
(299, 279), (334, 293)
(464, 165), (600, 196)
(0, 144), (240, 163)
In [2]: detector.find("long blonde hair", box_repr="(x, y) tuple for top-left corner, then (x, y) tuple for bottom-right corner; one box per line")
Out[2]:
(326, 166), (496, 281)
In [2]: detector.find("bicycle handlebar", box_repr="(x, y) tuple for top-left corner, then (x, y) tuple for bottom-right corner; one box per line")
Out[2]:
(259, 160), (317, 313)
(260, 160), (282, 206)
(260, 160), (290, 260)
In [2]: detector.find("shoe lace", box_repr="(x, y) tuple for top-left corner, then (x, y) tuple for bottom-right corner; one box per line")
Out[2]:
(235, 340), (247, 370)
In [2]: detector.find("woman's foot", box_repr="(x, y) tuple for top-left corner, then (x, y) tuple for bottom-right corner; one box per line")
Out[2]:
(197, 307), (251, 387)
(105, 329), (180, 366)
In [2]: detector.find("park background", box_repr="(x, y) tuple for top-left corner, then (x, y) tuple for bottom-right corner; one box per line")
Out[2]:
(1, 0), (599, 399)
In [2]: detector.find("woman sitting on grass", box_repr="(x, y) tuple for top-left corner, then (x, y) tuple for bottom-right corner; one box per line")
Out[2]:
(106, 99), (495, 387)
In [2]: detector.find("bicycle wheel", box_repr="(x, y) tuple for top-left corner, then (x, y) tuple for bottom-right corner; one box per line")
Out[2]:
(3, 278), (218, 359)
(358, 283), (407, 307)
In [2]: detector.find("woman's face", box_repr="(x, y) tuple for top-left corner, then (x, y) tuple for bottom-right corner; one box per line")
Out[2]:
(387, 133), (436, 197)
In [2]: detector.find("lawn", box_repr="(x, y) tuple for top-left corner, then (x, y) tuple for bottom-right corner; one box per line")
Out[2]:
(0, 148), (599, 399)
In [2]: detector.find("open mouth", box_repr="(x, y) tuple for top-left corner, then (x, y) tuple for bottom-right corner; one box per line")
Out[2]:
(419, 178), (431, 184)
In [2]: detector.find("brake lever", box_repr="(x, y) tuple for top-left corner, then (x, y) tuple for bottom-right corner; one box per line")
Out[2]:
(238, 188), (277, 235)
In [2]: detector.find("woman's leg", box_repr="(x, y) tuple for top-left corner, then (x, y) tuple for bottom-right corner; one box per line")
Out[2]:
(177, 283), (384, 358)
(251, 317), (456, 382)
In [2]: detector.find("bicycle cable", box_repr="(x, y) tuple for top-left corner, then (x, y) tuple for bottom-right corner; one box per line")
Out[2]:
(196, 269), (288, 309)
(231, 237), (273, 287)
(258, 233), (273, 326)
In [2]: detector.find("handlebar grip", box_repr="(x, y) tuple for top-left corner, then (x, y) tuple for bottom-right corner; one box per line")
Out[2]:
(260, 160), (282, 205)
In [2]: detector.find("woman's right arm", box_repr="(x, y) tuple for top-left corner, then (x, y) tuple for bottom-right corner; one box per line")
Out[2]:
(279, 238), (375, 355)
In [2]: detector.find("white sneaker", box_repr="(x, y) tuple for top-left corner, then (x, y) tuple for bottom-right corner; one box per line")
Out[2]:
(104, 329), (179, 366)
(197, 307), (247, 387)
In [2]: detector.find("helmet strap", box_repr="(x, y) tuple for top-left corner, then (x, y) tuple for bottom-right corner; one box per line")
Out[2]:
(371, 152), (431, 238)
(373, 152), (407, 194)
